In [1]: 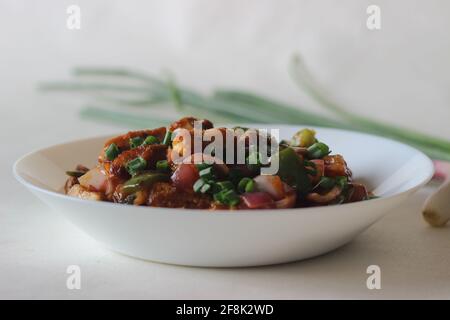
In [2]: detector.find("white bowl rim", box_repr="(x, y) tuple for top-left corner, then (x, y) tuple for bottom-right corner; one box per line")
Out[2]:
(13, 126), (435, 216)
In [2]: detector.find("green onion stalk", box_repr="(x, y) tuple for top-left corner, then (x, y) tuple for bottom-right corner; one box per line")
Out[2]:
(39, 58), (450, 161)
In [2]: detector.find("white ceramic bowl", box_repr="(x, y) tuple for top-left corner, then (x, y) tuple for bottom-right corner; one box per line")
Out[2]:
(13, 126), (434, 267)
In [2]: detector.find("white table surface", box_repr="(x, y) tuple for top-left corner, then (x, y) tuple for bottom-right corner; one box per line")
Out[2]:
(1, 0), (450, 299)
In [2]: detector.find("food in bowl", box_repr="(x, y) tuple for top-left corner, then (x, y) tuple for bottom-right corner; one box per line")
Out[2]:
(64, 117), (370, 209)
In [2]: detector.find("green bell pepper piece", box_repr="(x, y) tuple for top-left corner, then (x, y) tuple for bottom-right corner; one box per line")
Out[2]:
(122, 171), (170, 194)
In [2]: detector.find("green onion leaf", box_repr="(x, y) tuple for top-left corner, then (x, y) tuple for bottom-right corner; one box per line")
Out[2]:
(213, 188), (240, 206)
(222, 189), (240, 206)
(40, 64), (450, 161)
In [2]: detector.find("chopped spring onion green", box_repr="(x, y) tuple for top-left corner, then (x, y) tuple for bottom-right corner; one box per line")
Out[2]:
(126, 157), (147, 176)
(105, 143), (120, 160)
(129, 136), (144, 149)
(213, 191), (224, 202)
(156, 160), (169, 171)
(214, 189), (240, 206)
(162, 130), (172, 145)
(199, 166), (215, 180)
(193, 178), (206, 193)
(216, 181), (234, 191)
(238, 177), (256, 193)
(307, 142), (330, 159)
(143, 135), (159, 145)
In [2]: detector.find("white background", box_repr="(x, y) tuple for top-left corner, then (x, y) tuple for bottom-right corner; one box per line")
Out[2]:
(1, 0), (449, 299)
